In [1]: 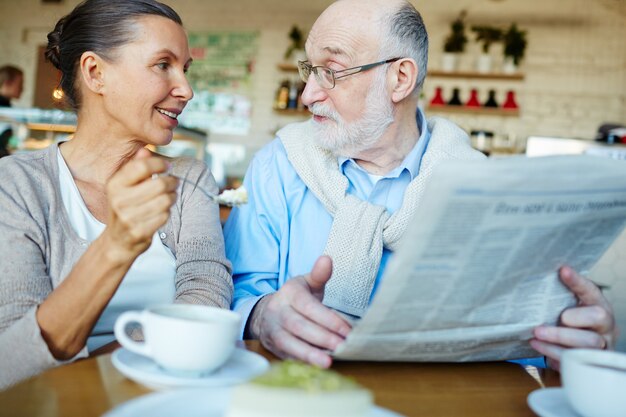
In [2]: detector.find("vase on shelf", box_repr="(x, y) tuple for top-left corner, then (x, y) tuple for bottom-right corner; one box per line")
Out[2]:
(484, 89), (499, 108)
(448, 88), (462, 106)
(287, 81), (299, 109)
(476, 53), (492, 74)
(274, 80), (290, 109)
(502, 57), (518, 74)
(465, 89), (481, 108)
(502, 90), (519, 109)
(441, 53), (459, 72)
(429, 87), (446, 106)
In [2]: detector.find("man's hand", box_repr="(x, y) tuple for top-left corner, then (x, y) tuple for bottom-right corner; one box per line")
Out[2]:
(248, 256), (352, 368)
(531, 266), (617, 371)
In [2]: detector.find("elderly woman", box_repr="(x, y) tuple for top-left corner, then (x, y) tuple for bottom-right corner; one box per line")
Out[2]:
(0, 0), (232, 388)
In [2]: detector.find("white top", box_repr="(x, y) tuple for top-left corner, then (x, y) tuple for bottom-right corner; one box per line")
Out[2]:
(57, 149), (176, 351)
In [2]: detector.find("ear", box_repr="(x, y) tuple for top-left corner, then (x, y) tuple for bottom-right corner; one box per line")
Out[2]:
(389, 58), (418, 103)
(78, 51), (106, 95)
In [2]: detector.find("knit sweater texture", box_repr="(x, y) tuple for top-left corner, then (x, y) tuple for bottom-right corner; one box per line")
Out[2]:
(279, 116), (485, 316)
(0, 143), (233, 389)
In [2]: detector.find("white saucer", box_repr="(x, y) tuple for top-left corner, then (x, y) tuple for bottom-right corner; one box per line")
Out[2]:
(111, 347), (269, 390)
(104, 387), (405, 417)
(527, 388), (580, 417)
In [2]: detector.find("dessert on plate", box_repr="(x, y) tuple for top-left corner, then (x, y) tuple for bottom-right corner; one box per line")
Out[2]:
(225, 360), (373, 417)
(217, 185), (248, 206)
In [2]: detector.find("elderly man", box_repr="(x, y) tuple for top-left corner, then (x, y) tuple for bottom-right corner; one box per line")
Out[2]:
(224, 0), (616, 369)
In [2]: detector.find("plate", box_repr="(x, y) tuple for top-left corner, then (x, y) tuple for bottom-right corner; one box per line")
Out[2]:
(527, 388), (580, 417)
(104, 387), (405, 417)
(111, 347), (269, 390)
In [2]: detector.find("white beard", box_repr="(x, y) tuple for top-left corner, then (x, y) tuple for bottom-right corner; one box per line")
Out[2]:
(309, 68), (395, 156)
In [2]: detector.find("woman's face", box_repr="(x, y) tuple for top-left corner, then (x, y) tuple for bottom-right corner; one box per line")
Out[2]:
(100, 15), (193, 147)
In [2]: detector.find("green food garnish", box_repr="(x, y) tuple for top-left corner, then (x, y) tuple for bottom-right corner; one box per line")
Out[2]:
(252, 360), (360, 392)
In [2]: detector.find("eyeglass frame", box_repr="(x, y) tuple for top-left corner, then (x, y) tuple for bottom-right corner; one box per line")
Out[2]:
(297, 57), (402, 89)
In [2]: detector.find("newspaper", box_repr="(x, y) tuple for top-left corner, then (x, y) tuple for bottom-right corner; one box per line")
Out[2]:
(333, 155), (626, 362)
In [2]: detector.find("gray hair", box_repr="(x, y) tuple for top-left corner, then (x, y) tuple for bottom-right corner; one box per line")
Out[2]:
(379, 2), (429, 96)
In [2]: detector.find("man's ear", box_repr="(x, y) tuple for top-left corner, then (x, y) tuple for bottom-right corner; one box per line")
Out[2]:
(390, 58), (418, 103)
(78, 51), (106, 94)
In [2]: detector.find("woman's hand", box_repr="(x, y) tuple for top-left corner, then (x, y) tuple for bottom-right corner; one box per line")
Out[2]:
(102, 148), (178, 262)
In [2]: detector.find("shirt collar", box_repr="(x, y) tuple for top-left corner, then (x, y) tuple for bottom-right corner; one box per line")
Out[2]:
(338, 108), (430, 180)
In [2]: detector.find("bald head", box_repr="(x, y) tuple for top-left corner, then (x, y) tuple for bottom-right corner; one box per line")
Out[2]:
(318, 0), (406, 26)
(325, 0), (407, 17)
(310, 0), (403, 53)
(307, 0), (428, 94)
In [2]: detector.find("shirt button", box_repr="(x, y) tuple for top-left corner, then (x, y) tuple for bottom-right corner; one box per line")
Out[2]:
(159, 232), (167, 240)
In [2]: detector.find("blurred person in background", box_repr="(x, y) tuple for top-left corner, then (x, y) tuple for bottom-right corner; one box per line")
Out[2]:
(0, 65), (23, 108)
(0, 65), (24, 157)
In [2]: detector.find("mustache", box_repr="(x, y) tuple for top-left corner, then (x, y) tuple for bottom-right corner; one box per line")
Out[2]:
(309, 103), (338, 121)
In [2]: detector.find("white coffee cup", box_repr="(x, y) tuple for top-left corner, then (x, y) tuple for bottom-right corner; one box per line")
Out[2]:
(114, 304), (240, 375)
(561, 348), (626, 417)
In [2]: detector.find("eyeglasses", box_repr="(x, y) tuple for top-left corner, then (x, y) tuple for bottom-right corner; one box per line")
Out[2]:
(297, 58), (402, 89)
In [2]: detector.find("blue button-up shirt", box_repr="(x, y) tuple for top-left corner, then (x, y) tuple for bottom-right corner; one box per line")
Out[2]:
(224, 110), (431, 335)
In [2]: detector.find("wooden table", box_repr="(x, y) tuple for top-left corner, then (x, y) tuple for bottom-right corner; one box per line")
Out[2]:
(0, 341), (560, 417)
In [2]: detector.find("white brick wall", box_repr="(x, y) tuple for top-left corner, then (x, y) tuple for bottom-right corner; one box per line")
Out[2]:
(421, 0), (626, 148)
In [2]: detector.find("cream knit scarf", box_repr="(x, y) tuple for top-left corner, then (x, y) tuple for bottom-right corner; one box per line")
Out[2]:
(279, 116), (484, 317)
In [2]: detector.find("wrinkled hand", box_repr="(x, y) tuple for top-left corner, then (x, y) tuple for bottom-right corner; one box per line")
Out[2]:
(103, 148), (178, 262)
(531, 266), (617, 371)
(249, 256), (352, 368)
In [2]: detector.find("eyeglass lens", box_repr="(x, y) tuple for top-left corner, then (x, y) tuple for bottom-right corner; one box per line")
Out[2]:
(297, 62), (310, 83)
(298, 62), (334, 89)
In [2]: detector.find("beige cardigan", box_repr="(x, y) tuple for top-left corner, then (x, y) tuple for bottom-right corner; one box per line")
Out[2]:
(0, 144), (233, 389)
(279, 116), (486, 316)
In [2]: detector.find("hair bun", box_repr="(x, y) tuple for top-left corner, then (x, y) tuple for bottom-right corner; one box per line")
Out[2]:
(45, 17), (66, 69)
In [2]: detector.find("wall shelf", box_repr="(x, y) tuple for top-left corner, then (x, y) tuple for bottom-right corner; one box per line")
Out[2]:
(273, 107), (310, 116)
(26, 122), (76, 134)
(426, 105), (520, 117)
(427, 70), (525, 81)
(277, 63), (299, 72)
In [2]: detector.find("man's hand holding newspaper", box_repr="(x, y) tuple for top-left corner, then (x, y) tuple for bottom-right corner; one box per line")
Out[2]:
(531, 266), (616, 370)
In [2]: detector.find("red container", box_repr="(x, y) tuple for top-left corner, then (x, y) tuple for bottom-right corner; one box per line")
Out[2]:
(502, 90), (519, 110)
(429, 87), (446, 106)
(466, 89), (481, 108)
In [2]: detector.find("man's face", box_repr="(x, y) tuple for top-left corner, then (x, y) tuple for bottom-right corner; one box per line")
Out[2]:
(308, 68), (394, 155)
(300, 5), (395, 156)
